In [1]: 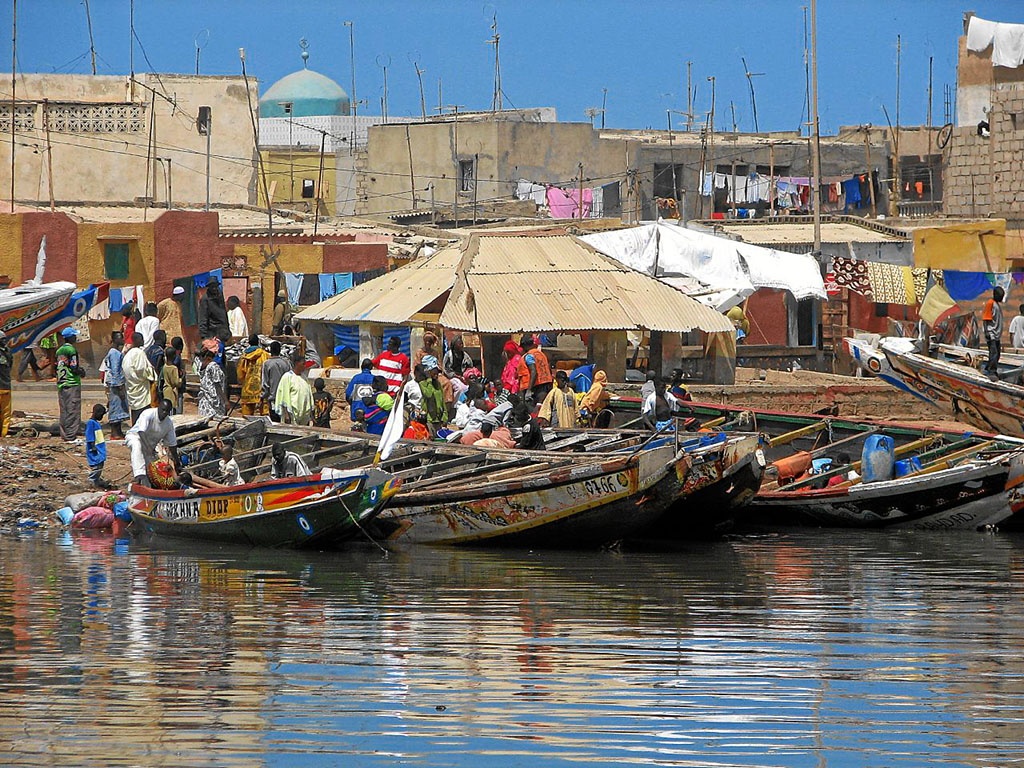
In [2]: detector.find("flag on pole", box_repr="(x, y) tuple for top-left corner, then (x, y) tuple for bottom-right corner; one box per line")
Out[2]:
(374, 385), (406, 464)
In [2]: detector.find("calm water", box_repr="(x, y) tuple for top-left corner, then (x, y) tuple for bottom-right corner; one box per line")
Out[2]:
(2, 529), (1024, 767)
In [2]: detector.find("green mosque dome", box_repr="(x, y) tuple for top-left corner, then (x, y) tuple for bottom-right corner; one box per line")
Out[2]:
(260, 48), (350, 118)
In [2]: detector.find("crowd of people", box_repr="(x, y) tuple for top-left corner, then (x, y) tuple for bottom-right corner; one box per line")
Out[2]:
(0, 280), (698, 489)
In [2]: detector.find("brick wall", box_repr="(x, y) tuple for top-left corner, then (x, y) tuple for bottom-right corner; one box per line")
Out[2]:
(944, 83), (1024, 218)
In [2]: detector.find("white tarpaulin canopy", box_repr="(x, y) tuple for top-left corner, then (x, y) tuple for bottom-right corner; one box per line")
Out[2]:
(581, 221), (826, 305)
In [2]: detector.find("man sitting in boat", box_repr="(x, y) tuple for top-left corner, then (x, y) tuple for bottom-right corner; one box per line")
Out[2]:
(125, 399), (179, 487)
(641, 378), (680, 432)
(270, 441), (311, 479)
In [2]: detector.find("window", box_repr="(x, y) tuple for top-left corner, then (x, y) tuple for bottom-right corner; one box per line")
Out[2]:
(103, 243), (130, 280)
(653, 163), (685, 200)
(458, 159), (475, 192)
(301, 179), (315, 199)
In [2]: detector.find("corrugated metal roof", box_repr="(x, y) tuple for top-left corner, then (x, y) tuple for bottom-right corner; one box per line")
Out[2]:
(717, 222), (907, 244)
(294, 247), (459, 323)
(439, 235), (733, 334)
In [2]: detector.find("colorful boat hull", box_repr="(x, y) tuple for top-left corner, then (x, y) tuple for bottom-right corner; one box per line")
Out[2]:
(747, 452), (1024, 531)
(882, 343), (1024, 436)
(128, 467), (399, 549)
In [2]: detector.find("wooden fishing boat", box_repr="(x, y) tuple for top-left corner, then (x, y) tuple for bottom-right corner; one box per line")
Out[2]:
(0, 280), (75, 348)
(128, 464), (400, 549)
(611, 395), (1024, 531)
(843, 336), (942, 406)
(880, 339), (1024, 436)
(142, 416), (763, 547)
(749, 437), (1024, 531)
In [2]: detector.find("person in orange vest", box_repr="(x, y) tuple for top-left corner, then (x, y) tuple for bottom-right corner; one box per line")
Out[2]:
(982, 286), (1005, 376)
(516, 335), (553, 405)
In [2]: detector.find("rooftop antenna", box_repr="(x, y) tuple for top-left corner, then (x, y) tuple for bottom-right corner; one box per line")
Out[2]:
(410, 53), (426, 120)
(376, 53), (391, 123)
(741, 56), (764, 132)
(730, 100), (738, 133)
(926, 54), (933, 128)
(83, 0), (97, 74)
(584, 107), (601, 127)
(601, 87), (607, 129)
(685, 61), (695, 131)
(487, 9), (502, 112)
(194, 28), (209, 76)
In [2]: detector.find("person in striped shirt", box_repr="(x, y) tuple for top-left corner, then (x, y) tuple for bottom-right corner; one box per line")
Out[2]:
(372, 336), (409, 396)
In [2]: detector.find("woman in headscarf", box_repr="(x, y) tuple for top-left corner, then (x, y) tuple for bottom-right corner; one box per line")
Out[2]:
(414, 330), (441, 368)
(499, 339), (522, 401)
(578, 369), (612, 427)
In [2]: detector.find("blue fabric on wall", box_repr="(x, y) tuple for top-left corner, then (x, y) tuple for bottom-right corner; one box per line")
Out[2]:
(334, 272), (353, 292)
(283, 273), (303, 306)
(944, 271), (993, 301)
(193, 269), (222, 289)
(318, 274), (336, 302)
(330, 324), (360, 358)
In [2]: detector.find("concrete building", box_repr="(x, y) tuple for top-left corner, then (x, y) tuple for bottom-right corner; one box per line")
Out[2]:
(355, 109), (623, 222)
(355, 112), (892, 226)
(0, 73), (258, 208)
(944, 12), (1024, 226)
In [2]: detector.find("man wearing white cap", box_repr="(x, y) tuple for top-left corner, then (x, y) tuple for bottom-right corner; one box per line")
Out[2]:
(56, 326), (85, 440)
(0, 330), (12, 437)
(157, 286), (186, 353)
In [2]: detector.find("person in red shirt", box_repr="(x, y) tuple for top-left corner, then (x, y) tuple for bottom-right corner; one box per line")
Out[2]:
(372, 335), (410, 396)
(120, 304), (137, 347)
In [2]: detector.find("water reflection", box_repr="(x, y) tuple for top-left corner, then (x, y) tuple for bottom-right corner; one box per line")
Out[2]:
(0, 530), (1022, 765)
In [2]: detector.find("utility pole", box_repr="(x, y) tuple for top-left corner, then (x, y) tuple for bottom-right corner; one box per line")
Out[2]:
(405, 125), (417, 209)
(197, 105), (212, 211)
(377, 54), (390, 123)
(768, 141), (775, 217)
(707, 76), (716, 212)
(279, 101), (294, 204)
(601, 88), (607, 129)
(578, 163), (585, 220)
(810, 0), (822, 255)
(730, 101), (738, 133)
(314, 129), (325, 235)
(9, 0), (16, 209)
(472, 152), (479, 224)
(863, 125), (877, 217)
(893, 34), (902, 216)
(344, 21), (357, 153)
(43, 101), (54, 211)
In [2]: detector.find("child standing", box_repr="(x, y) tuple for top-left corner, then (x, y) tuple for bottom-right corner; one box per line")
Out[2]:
(311, 377), (335, 428)
(85, 403), (110, 489)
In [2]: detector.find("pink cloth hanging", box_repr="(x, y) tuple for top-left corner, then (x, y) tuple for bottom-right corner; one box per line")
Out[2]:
(546, 187), (593, 219)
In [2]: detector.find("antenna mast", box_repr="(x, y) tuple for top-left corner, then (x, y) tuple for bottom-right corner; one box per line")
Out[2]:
(685, 61), (694, 131)
(488, 12), (502, 112)
(742, 56), (764, 132)
(412, 58), (427, 120)
(84, 0), (97, 75)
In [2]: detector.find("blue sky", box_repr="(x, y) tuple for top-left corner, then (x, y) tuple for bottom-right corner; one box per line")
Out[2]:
(6, 1), (1024, 133)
